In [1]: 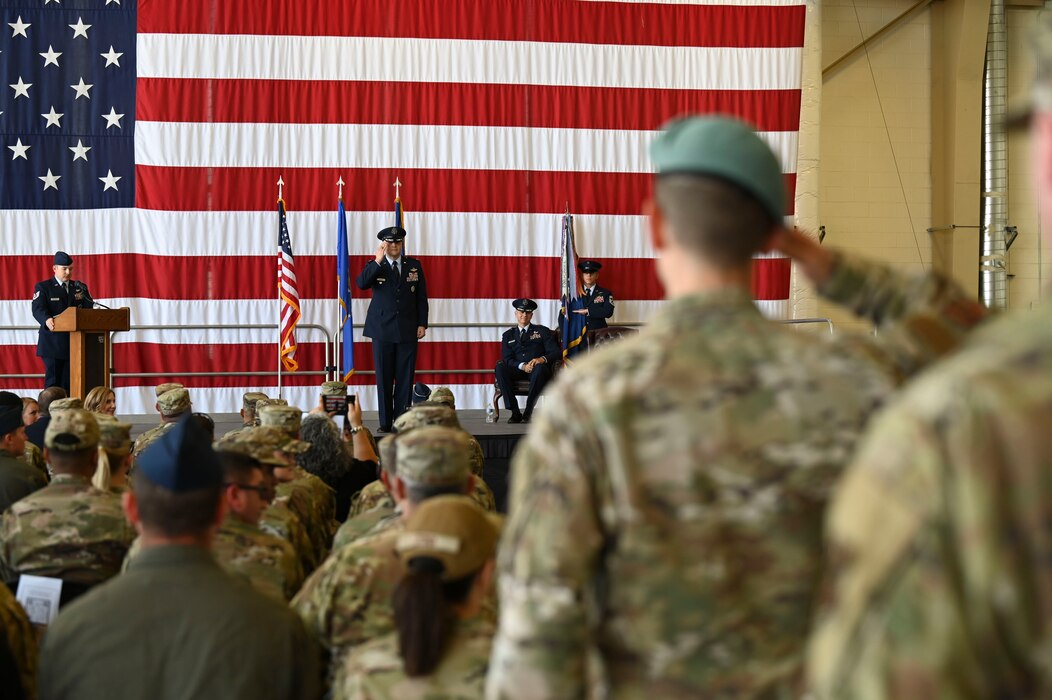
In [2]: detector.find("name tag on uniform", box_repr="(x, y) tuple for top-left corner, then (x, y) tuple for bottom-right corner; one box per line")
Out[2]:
(50, 297), (60, 301)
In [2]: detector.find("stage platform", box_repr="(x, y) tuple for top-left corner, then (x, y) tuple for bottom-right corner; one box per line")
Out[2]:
(122, 409), (527, 512)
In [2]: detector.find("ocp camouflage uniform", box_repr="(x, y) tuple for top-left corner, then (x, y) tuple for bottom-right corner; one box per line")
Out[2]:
(293, 522), (406, 684)
(332, 502), (398, 550)
(260, 406), (338, 558)
(132, 422), (175, 458)
(0, 474), (135, 585)
(0, 582), (35, 700)
(213, 513), (305, 602)
(807, 300), (1052, 699)
(259, 497), (317, 575)
(487, 251), (987, 699)
(133, 388), (191, 458)
(293, 427), (482, 686)
(351, 475), (496, 517)
(20, 442), (48, 482)
(221, 392), (270, 441)
(337, 616), (495, 700)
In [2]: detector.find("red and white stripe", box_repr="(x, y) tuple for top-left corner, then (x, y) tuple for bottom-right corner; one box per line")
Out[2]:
(0, 0), (806, 413)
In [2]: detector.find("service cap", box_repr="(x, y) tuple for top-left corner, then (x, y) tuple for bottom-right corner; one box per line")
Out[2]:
(512, 298), (538, 313)
(377, 226), (407, 242)
(577, 260), (602, 274)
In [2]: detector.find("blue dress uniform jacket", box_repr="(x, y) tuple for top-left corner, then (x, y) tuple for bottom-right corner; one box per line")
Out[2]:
(355, 256), (429, 342)
(582, 285), (615, 331)
(495, 324), (561, 419)
(501, 325), (561, 368)
(32, 279), (92, 359)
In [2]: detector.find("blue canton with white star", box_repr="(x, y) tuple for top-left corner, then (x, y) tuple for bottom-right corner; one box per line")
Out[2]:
(0, 0), (135, 208)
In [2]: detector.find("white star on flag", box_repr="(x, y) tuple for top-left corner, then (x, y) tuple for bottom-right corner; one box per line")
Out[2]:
(69, 139), (91, 162)
(8, 16), (30, 38)
(9, 77), (31, 99)
(69, 17), (91, 39)
(41, 106), (64, 128)
(105, 0), (121, 4)
(99, 170), (122, 191)
(8, 139), (30, 161)
(102, 107), (124, 129)
(39, 45), (62, 67)
(39, 169), (61, 191)
(100, 46), (123, 67)
(70, 78), (93, 99)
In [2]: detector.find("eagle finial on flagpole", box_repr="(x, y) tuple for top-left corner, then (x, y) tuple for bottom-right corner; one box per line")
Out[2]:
(393, 177), (402, 199)
(277, 176), (285, 201)
(337, 176), (345, 200)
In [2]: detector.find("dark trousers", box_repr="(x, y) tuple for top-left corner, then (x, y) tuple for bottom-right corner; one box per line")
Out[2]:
(494, 360), (552, 416)
(372, 340), (418, 428)
(43, 357), (70, 394)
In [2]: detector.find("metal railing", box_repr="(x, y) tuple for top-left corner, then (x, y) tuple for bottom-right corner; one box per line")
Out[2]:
(1, 317), (837, 383)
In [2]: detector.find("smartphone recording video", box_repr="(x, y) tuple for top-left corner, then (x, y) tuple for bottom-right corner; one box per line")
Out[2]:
(323, 395), (348, 416)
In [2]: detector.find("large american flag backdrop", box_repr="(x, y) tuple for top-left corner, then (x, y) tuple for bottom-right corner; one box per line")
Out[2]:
(1, 0), (805, 414)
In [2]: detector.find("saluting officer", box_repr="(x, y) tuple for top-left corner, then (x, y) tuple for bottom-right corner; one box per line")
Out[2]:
(573, 260), (615, 331)
(31, 251), (93, 393)
(494, 299), (560, 424)
(356, 226), (429, 433)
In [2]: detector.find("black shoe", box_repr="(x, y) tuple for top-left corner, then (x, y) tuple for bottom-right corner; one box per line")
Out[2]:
(378, 425), (393, 433)
(507, 414), (523, 424)
(521, 412), (532, 424)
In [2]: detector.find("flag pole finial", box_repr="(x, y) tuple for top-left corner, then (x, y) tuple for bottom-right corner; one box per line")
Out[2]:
(337, 176), (345, 200)
(277, 176), (285, 201)
(393, 177), (402, 199)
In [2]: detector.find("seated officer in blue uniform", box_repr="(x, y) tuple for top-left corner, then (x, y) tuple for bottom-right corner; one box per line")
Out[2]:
(572, 259), (615, 332)
(494, 298), (561, 424)
(31, 251), (93, 393)
(356, 226), (429, 433)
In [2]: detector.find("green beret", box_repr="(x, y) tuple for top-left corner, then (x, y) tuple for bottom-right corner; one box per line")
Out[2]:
(650, 116), (786, 223)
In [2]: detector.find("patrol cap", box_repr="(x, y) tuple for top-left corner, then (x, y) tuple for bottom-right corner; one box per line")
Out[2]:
(392, 426), (471, 487)
(96, 415), (133, 456)
(428, 386), (455, 410)
(649, 116), (785, 224)
(49, 397), (83, 412)
(394, 404), (461, 433)
(242, 392), (269, 410)
(255, 398), (288, 412)
(157, 388), (191, 417)
(214, 428), (292, 466)
(155, 383), (184, 397)
(512, 298), (538, 313)
(577, 260), (602, 273)
(44, 408), (100, 451)
(137, 415), (222, 492)
(377, 226), (407, 242)
(259, 405), (303, 435)
(320, 381), (346, 397)
(246, 425), (310, 456)
(396, 495), (502, 581)
(412, 382), (432, 405)
(0, 407), (22, 436)
(53, 251), (73, 266)
(377, 435), (397, 475)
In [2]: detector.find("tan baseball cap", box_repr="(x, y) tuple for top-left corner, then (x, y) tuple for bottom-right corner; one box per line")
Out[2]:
(396, 495), (502, 580)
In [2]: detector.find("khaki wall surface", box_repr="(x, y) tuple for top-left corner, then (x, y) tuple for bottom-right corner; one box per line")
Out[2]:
(815, 0), (1043, 332)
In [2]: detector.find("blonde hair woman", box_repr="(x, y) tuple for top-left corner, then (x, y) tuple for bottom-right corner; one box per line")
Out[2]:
(84, 386), (117, 416)
(93, 415), (134, 493)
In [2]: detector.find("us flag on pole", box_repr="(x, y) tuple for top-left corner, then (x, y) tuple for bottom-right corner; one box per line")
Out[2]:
(277, 198), (301, 373)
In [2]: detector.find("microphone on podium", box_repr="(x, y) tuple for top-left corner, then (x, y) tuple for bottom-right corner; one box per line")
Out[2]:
(73, 281), (112, 310)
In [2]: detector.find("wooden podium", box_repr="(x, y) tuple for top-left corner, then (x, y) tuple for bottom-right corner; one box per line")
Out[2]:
(53, 308), (131, 399)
